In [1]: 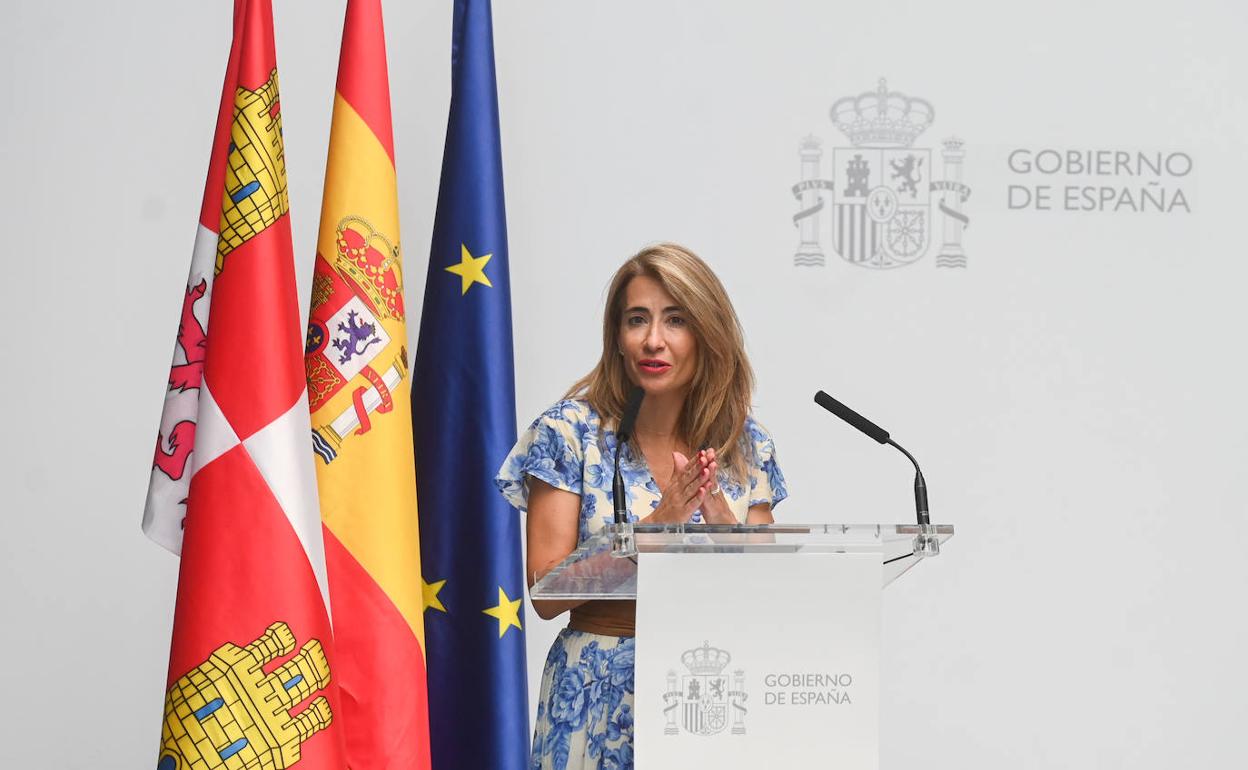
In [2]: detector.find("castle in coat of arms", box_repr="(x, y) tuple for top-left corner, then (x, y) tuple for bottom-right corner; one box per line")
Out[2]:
(218, 69), (289, 274)
(159, 623), (333, 770)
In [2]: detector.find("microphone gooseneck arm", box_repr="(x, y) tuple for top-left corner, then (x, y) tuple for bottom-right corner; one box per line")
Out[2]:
(886, 438), (930, 528)
(613, 386), (645, 525)
(609, 387), (645, 558)
(612, 450), (628, 525)
(814, 390), (930, 528)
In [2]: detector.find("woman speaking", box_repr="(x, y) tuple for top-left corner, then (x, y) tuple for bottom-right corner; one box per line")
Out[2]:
(496, 243), (787, 769)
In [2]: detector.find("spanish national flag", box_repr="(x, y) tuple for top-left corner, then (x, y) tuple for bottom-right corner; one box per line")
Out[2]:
(303, 1), (432, 767)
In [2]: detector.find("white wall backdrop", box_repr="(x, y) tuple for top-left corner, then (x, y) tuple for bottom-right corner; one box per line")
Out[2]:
(2, 0), (1245, 767)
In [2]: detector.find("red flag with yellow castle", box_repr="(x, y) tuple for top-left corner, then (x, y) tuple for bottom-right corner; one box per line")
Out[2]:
(303, 1), (433, 767)
(148, 3), (347, 770)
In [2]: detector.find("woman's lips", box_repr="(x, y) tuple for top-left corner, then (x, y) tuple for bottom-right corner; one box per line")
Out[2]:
(638, 359), (671, 374)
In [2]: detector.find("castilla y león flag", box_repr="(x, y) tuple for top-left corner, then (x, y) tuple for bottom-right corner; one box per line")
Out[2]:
(302, 0), (432, 767)
(144, 3), (346, 770)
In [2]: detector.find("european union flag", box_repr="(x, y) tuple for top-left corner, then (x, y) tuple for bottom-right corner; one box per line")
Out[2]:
(411, 1), (528, 768)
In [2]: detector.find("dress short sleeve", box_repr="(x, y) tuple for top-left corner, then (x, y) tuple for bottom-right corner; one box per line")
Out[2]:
(495, 400), (589, 512)
(745, 415), (789, 509)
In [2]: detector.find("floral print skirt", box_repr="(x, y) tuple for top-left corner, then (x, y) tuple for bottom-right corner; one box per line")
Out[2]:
(531, 628), (635, 770)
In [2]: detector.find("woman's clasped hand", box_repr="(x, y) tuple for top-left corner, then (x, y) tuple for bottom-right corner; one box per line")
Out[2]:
(647, 447), (736, 525)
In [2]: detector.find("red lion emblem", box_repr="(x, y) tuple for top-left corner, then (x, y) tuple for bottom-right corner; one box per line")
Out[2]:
(154, 280), (208, 481)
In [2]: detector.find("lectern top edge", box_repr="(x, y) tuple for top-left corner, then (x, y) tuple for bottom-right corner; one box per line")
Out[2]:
(530, 522), (954, 600)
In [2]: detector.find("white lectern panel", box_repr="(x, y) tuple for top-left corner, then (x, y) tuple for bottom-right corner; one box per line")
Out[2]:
(634, 552), (882, 768)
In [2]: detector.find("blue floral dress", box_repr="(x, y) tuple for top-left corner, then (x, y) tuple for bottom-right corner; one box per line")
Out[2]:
(496, 399), (787, 770)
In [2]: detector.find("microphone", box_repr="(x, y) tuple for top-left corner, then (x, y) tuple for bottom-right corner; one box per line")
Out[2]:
(610, 386), (644, 558)
(813, 390), (939, 556)
(813, 390), (890, 445)
(613, 386), (645, 525)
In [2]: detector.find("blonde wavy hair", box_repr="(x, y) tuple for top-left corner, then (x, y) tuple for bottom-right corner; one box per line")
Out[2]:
(566, 243), (756, 482)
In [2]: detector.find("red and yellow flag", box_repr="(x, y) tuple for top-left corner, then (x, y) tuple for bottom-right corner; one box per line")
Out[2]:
(303, 1), (431, 767)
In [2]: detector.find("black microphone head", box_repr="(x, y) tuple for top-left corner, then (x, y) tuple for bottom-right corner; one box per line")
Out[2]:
(814, 390), (890, 444)
(617, 386), (645, 442)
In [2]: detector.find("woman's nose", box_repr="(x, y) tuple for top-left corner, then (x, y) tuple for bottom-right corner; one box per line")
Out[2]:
(644, 323), (665, 351)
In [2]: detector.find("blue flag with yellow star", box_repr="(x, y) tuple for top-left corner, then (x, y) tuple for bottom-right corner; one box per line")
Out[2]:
(411, 0), (528, 767)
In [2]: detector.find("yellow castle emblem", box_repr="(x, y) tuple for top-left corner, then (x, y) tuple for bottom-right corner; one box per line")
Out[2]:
(217, 69), (289, 273)
(158, 622), (333, 770)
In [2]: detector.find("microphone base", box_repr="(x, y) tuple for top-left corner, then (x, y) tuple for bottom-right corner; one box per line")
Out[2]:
(913, 524), (941, 558)
(611, 520), (637, 558)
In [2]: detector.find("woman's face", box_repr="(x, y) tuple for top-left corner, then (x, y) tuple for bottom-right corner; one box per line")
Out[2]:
(617, 275), (699, 399)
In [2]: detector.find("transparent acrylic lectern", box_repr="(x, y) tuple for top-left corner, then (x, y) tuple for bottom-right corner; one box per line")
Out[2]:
(529, 522), (954, 600)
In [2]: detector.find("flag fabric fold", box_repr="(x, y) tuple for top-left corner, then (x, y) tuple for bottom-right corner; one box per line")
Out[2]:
(412, 0), (530, 767)
(142, 0), (243, 555)
(303, 1), (433, 768)
(148, 3), (346, 770)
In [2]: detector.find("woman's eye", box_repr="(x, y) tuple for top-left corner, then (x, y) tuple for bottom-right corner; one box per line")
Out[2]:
(625, 315), (646, 327)
(667, 315), (686, 327)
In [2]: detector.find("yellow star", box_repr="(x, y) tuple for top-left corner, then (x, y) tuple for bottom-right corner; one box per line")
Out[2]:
(482, 586), (523, 638)
(444, 244), (494, 295)
(422, 577), (447, 614)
